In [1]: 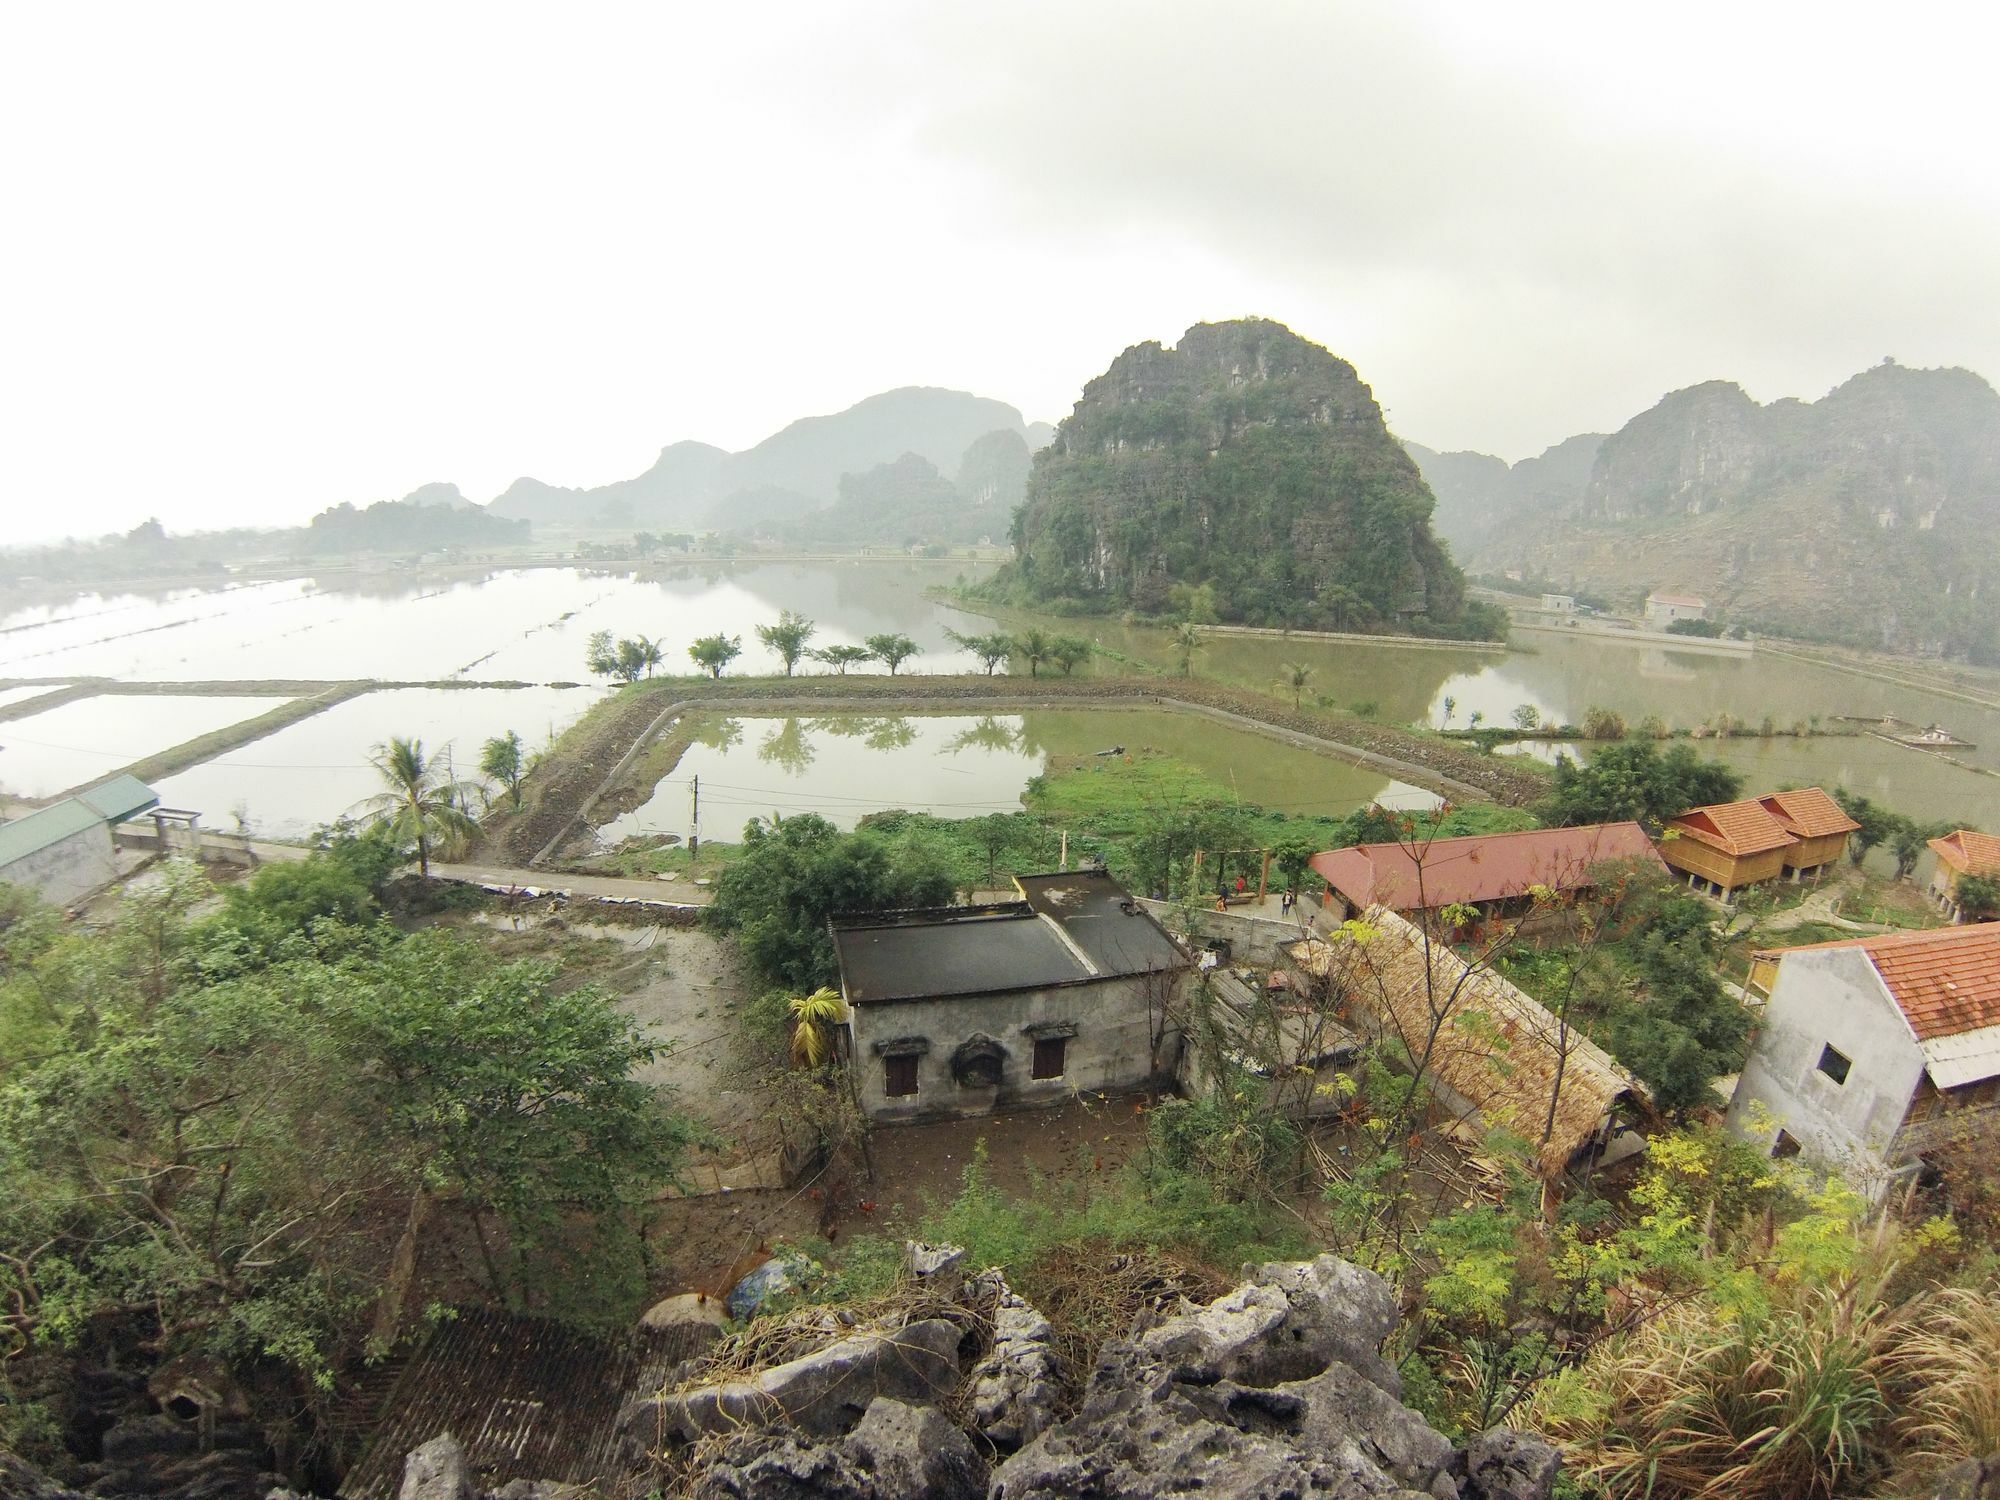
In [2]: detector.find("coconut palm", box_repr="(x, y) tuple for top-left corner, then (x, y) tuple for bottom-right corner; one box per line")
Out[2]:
(788, 987), (848, 1069)
(1278, 661), (1313, 710)
(1171, 621), (1204, 677)
(355, 735), (481, 879)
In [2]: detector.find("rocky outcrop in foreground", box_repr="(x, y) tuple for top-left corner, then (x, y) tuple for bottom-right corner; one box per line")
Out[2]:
(635, 1248), (1558, 1499)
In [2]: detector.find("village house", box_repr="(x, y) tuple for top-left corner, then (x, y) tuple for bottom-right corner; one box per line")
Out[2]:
(1757, 787), (1861, 882)
(1292, 907), (1648, 1180)
(1643, 591), (1707, 629)
(833, 870), (1190, 1123)
(1539, 593), (1576, 613)
(1926, 828), (2000, 921)
(1727, 924), (2000, 1202)
(0, 774), (157, 908)
(1658, 796), (1793, 900)
(1308, 822), (1666, 934)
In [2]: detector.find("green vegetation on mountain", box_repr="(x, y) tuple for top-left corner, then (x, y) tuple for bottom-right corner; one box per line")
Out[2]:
(305, 493), (527, 553)
(988, 319), (1506, 640)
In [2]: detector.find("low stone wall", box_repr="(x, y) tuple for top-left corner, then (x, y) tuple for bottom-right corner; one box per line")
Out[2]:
(114, 825), (257, 867)
(1138, 898), (1325, 966)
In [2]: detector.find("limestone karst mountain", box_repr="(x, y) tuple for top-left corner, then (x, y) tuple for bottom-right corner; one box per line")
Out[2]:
(997, 318), (1503, 639)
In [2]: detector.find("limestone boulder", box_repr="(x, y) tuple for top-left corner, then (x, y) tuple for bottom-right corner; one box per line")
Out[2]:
(640, 1319), (963, 1440)
(1455, 1429), (1565, 1500)
(964, 1269), (1062, 1450)
(397, 1434), (474, 1500)
(691, 1397), (985, 1500)
(639, 1292), (728, 1343)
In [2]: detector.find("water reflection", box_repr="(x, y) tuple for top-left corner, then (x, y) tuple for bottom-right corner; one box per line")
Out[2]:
(757, 718), (816, 774)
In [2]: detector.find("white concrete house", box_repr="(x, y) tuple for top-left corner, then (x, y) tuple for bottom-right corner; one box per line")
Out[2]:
(0, 774), (158, 908)
(1726, 924), (2000, 1200)
(1643, 592), (1707, 629)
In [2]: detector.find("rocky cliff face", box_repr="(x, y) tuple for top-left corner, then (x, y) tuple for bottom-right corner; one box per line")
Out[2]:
(1449, 362), (2000, 659)
(1009, 320), (1488, 635)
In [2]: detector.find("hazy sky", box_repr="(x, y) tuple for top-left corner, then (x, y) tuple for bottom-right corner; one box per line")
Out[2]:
(5, 1), (1997, 540)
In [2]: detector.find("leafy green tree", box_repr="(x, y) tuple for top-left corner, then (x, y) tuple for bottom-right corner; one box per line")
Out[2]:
(704, 813), (956, 989)
(757, 610), (816, 676)
(864, 632), (921, 675)
(1890, 816), (1949, 881)
(1278, 661), (1313, 710)
(1168, 580), (1221, 624)
(1049, 635), (1092, 676)
(1015, 627), (1053, 677)
(947, 628), (1015, 675)
(585, 628), (618, 679)
(1956, 872), (2000, 922)
(355, 736), (479, 878)
(812, 643), (873, 673)
(687, 632), (743, 678)
(1512, 704), (1541, 731)
(585, 632), (659, 683)
(1545, 741), (1742, 827)
(1171, 621), (1203, 677)
(480, 730), (526, 809)
(1834, 789), (1894, 866)
(1439, 694), (1456, 729)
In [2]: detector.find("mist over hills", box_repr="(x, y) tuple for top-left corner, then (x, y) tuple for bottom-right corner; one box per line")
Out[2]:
(1406, 359), (2000, 660)
(484, 387), (1047, 539)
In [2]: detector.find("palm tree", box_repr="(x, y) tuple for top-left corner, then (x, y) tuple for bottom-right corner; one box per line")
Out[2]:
(788, 987), (848, 1069)
(1439, 695), (1456, 730)
(1016, 627), (1053, 678)
(1278, 661), (1313, 710)
(355, 736), (480, 879)
(1171, 621), (1203, 678)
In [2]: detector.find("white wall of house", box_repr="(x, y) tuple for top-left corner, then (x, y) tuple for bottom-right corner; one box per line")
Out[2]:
(1644, 597), (1706, 628)
(0, 823), (117, 908)
(1726, 947), (1925, 1196)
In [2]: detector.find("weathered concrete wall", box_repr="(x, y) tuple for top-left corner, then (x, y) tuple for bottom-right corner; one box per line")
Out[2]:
(0, 824), (116, 907)
(1137, 899), (1322, 966)
(1726, 947), (1924, 1196)
(115, 825), (256, 867)
(847, 973), (1182, 1123)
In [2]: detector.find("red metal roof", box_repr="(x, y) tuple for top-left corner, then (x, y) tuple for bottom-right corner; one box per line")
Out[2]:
(1930, 829), (2000, 877)
(1665, 799), (1796, 858)
(1761, 924), (2000, 1041)
(1308, 823), (1666, 912)
(1757, 787), (1861, 841)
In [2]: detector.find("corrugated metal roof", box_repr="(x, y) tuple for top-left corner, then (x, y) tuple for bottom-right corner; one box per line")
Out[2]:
(74, 773), (159, 823)
(1308, 823), (1666, 913)
(1921, 1023), (2000, 1091)
(339, 1308), (708, 1500)
(1757, 787), (1860, 841)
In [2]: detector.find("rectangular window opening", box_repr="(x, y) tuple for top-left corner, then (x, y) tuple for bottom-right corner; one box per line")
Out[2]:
(1817, 1044), (1852, 1086)
(1031, 1035), (1068, 1081)
(1771, 1129), (1803, 1160)
(885, 1054), (919, 1098)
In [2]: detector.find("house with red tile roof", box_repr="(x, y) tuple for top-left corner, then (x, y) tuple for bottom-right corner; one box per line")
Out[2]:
(1756, 787), (1861, 881)
(1658, 797), (1797, 900)
(1727, 924), (2000, 1200)
(1926, 829), (2000, 922)
(1308, 823), (1666, 931)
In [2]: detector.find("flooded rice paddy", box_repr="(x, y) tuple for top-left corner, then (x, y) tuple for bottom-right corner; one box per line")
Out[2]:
(0, 694), (292, 799)
(598, 708), (1441, 842)
(1, 560), (1993, 837)
(151, 685), (602, 839)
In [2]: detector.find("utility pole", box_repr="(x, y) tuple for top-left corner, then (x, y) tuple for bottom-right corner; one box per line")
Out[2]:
(689, 774), (700, 860)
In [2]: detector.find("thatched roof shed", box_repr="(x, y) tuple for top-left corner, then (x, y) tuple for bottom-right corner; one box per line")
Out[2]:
(1290, 906), (1645, 1178)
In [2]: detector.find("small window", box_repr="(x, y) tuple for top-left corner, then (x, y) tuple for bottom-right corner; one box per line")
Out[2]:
(1031, 1035), (1068, 1081)
(885, 1054), (919, 1098)
(1817, 1044), (1852, 1086)
(1771, 1129), (1803, 1160)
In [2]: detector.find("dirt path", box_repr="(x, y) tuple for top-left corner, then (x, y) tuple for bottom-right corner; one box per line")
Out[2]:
(426, 861), (712, 905)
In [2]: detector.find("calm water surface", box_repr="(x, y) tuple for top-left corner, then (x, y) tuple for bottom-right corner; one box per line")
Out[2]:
(152, 685), (602, 839)
(0, 695), (291, 799)
(598, 708), (1438, 842)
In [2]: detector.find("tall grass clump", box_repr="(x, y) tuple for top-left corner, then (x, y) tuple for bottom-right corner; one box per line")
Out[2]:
(1883, 1283), (2000, 1472)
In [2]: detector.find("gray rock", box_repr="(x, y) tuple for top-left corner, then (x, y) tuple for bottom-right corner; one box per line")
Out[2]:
(1245, 1255), (1404, 1392)
(692, 1398), (985, 1500)
(638, 1291), (728, 1342)
(1930, 1454), (2000, 1500)
(397, 1435), (473, 1500)
(963, 1271), (1062, 1450)
(643, 1319), (963, 1439)
(900, 1240), (965, 1290)
(1458, 1429), (1564, 1500)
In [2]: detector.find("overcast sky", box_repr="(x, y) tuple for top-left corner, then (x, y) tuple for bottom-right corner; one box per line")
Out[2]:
(5, 1), (1997, 540)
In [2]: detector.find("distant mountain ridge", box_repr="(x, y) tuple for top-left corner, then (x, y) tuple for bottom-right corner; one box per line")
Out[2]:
(483, 387), (1049, 540)
(1402, 434), (1604, 562)
(1406, 361), (2000, 660)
